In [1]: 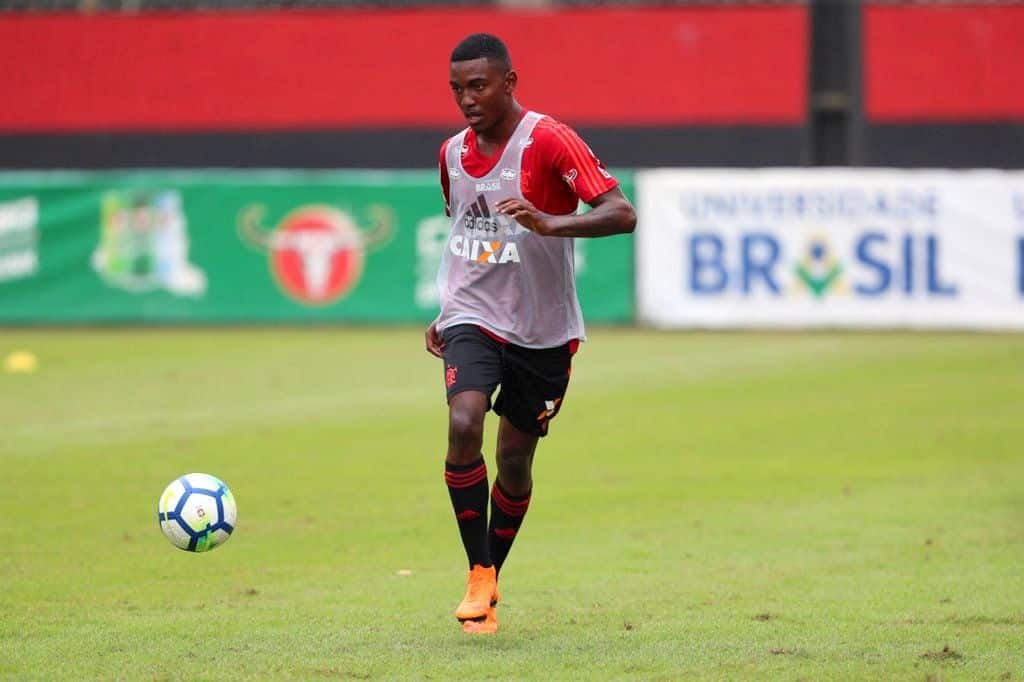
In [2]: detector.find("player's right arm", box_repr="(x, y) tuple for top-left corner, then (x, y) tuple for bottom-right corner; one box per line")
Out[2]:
(425, 323), (444, 358)
(438, 139), (452, 217)
(426, 140), (452, 358)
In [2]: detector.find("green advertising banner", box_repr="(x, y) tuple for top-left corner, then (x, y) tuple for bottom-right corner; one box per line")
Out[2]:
(0, 171), (634, 323)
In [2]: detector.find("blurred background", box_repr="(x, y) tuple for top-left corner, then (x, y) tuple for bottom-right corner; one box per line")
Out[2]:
(0, 0), (1021, 326)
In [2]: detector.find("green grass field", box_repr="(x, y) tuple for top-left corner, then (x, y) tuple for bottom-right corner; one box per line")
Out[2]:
(1, 328), (1022, 680)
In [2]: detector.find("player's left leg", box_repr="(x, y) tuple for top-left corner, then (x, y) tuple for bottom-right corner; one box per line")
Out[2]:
(490, 417), (538, 577)
(466, 340), (574, 634)
(463, 420), (536, 637)
(489, 339), (574, 577)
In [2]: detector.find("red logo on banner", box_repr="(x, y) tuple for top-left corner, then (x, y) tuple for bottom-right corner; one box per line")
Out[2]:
(239, 204), (393, 307)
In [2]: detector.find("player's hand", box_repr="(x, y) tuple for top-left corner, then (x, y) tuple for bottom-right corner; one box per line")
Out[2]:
(496, 198), (554, 236)
(425, 322), (444, 358)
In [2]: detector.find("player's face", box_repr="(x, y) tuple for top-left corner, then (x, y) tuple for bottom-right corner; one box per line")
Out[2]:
(449, 58), (515, 133)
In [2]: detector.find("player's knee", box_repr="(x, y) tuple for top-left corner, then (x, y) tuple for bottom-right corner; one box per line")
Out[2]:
(496, 447), (531, 477)
(448, 407), (484, 452)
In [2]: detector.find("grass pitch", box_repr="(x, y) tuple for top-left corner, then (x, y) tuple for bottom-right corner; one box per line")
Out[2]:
(1, 328), (1022, 680)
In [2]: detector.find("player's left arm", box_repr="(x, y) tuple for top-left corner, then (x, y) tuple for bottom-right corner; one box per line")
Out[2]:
(497, 186), (635, 238)
(496, 124), (635, 238)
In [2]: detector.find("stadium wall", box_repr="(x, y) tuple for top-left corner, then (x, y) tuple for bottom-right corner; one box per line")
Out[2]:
(5, 4), (1022, 169)
(863, 3), (1024, 168)
(2, 168), (1023, 330)
(0, 6), (808, 168)
(636, 169), (1024, 330)
(2, 3), (1022, 328)
(0, 170), (634, 323)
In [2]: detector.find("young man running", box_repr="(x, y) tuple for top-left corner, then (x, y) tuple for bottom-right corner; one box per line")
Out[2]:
(426, 33), (636, 634)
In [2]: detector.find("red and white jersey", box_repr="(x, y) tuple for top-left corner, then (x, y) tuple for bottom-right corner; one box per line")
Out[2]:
(434, 111), (618, 348)
(439, 110), (619, 217)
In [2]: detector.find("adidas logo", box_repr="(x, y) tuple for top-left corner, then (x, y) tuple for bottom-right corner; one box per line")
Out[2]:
(463, 194), (508, 234)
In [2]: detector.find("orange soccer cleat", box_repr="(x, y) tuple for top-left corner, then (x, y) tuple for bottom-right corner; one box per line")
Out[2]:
(462, 605), (498, 634)
(454, 564), (499, 622)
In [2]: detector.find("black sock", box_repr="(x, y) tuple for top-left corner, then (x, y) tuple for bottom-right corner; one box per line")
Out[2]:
(445, 459), (491, 568)
(489, 480), (531, 577)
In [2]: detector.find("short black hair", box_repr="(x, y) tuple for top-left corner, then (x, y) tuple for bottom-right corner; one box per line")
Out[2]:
(451, 33), (512, 71)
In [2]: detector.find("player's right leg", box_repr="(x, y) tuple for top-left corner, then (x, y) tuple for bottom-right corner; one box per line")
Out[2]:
(446, 391), (497, 622)
(440, 326), (502, 623)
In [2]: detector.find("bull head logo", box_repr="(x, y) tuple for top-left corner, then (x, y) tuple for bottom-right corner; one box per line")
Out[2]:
(239, 204), (393, 306)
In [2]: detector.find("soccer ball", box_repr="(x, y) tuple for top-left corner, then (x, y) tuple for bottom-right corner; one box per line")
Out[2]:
(157, 473), (237, 552)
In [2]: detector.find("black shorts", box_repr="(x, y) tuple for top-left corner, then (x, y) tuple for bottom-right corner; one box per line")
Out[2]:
(441, 324), (577, 438)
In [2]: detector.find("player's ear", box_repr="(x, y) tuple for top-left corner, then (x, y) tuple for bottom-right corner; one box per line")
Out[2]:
(504, 69), (517, 94)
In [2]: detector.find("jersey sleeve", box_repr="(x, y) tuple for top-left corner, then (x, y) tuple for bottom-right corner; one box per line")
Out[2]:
(439, 139), (451, 217)
(543, 121), (619, 204)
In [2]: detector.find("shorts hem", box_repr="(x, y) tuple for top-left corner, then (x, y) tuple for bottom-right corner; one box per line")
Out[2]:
(493, 405), (549, 438)
(446, 385), (495, 411)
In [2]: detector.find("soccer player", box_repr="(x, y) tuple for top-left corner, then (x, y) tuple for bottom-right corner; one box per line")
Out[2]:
(426, 33), (636, 634)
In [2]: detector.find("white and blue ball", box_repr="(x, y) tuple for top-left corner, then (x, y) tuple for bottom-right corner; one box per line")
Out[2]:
(158, 473), (237, 552)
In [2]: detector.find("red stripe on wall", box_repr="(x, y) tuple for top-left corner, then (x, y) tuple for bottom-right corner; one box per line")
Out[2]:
(0, 7), (806, 132)
(865, 4), (1024, 122)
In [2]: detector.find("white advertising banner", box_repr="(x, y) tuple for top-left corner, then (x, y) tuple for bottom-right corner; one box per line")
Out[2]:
(636, 169), (1024, 329)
